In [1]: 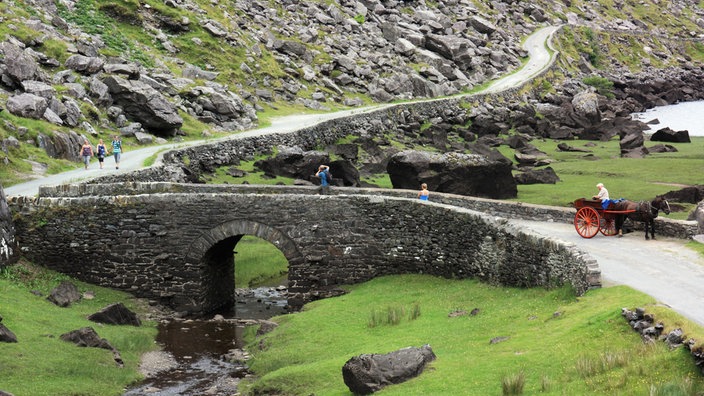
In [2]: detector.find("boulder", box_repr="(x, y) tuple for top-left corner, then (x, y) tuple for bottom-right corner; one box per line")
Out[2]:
(514, 167), (560, 185)
(0, 313), (17, 343)
(88, 302), (142, 326)
(64, 55), (105, 75)
(0, 42), (39, 84)
(650, 127), (691, 143)
(103, 75), (183, 135)
(619, 132), (645, 151)
(663, 186), (704, 204)
(342, 345), (436, 395)
(60, 327), (123, 366)
(47, 281), (81, 307)
(387, 150), (517, 199)
(6, 93), (48, 119)
(254, 146), (328, 180)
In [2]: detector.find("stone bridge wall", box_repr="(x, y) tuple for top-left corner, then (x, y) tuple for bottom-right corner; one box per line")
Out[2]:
(39, 182), (700, 239)
(9, 187), (600, 315)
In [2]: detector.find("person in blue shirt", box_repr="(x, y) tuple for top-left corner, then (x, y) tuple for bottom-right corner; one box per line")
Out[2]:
(316, 164), (331, 195)
(418, 183), (429, 201)
(111, 135), (123, 169)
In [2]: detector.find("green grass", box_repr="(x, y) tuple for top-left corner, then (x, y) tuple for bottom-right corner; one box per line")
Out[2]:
(234, 235), (288, 288)
(0, 261), (158, 396)
(241, 275), (704, 395)
(507, 136), (704, 219)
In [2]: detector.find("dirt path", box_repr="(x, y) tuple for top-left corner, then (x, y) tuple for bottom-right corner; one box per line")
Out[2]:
(511, 219), (704, 326)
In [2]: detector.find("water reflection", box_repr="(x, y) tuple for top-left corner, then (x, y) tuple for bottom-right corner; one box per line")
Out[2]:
(123, 286), (288, 396)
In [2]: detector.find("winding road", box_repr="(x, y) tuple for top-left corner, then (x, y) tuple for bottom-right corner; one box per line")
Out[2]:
(6, 25), (703, 327)
(3, 26), (560, 197)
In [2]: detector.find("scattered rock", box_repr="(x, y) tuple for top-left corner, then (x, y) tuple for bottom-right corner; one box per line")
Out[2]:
(342, 345), (436, 395)
(47, 281), (81, 307)
(88, 302), (142, 326)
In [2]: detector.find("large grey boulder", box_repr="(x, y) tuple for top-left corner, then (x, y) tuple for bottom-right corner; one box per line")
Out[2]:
(103, 75), (183, 135)
(64, 54), (105, 75)
(6, 93), (48, 119)
(0, 42), (39, 85)
(650, 127), (691, 143)
(254, 146), (328, 180)
(47, 281), (81, 307)
(387, 150), (517, 199)
(36, 130), (83, 161)
(342, 345), (436, 395)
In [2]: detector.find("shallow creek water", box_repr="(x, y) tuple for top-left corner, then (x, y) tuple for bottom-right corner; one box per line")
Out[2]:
(123, 286), (289, 396)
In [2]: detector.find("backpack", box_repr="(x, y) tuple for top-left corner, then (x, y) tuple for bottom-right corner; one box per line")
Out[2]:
(326, 170), (332, 181)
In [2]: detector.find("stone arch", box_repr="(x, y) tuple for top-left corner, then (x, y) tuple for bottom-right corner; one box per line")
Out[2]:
(184, 220), (303, 314)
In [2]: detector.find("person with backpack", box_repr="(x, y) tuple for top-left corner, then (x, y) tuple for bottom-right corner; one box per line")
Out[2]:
(111, 135), (123, 169)
(315, 164), (332, 195)
(96, 139), (107, 169)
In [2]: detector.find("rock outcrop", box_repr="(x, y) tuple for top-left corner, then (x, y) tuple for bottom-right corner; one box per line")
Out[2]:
(387, 150), (517, 199)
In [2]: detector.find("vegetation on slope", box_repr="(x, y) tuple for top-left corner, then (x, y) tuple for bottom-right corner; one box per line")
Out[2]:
(0, 260), (157, 396)
(241, 275), (704, 395)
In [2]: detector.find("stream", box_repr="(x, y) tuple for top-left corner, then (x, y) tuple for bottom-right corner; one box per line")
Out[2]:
(123, 285), (289, 396)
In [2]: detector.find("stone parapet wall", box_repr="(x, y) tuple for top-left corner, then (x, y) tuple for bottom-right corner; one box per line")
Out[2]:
(38, 182), (698, 239)
(9, 190), (600, 314)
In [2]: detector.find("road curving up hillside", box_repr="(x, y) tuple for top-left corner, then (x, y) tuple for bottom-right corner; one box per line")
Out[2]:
(4, 26), (559, 197)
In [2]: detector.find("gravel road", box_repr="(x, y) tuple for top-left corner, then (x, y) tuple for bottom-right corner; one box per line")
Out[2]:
(511, 219), (704, 326)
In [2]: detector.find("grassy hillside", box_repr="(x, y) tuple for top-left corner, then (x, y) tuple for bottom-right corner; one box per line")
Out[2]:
(241, 275), (704, 395)
(0, 261), (157, 396)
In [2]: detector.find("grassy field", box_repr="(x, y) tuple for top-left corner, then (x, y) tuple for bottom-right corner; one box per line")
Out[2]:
(240, 275), (704, 396)
(235, 235), (289, 288)
(505, 136), (704, 220)
(0, 261), (157, 396)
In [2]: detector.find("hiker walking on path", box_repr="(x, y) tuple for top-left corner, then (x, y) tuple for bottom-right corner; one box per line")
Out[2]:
(96, 139), (107, 169)
(80, 139), (93, 170)
(111, 135), (123, 169)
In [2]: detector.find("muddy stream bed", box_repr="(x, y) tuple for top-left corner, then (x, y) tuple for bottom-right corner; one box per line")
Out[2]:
(123, 286), (289, 396)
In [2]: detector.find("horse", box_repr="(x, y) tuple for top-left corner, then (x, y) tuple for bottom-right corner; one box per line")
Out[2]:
(613, 196), (671, 240)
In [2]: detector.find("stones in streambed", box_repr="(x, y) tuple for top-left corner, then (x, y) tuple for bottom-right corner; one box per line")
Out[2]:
(342, 344), (436, 395)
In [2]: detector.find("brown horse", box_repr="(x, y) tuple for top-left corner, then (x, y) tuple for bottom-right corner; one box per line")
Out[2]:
(613, 196), (671, 240)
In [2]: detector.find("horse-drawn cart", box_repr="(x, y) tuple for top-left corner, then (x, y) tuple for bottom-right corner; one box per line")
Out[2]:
(573, 198), (635, 238)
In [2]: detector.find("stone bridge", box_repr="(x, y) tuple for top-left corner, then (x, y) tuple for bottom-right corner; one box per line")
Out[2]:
(8, 182), (604, 315)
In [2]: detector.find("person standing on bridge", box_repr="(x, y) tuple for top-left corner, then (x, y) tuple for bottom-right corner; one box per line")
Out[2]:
(316, 164), (331, 195)
(111, 135), (123, 170)
(80, 139), (93, 170)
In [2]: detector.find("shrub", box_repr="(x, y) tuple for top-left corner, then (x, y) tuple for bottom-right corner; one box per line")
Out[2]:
(501, 370), (525, 395)
(583, 75), (615, 98)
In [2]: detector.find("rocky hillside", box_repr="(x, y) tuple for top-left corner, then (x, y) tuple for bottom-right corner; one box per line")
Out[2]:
(2, 0), (704, 185)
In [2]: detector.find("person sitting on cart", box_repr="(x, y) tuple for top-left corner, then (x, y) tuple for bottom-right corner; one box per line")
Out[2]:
(592, 182), (611, 209)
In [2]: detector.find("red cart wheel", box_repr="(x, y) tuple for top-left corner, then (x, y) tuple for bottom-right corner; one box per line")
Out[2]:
(600, 216), (617, 236)
(574, 207), (600, 238)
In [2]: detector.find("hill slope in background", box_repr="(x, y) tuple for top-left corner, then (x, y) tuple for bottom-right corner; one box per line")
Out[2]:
(1, 0), (704, 185)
